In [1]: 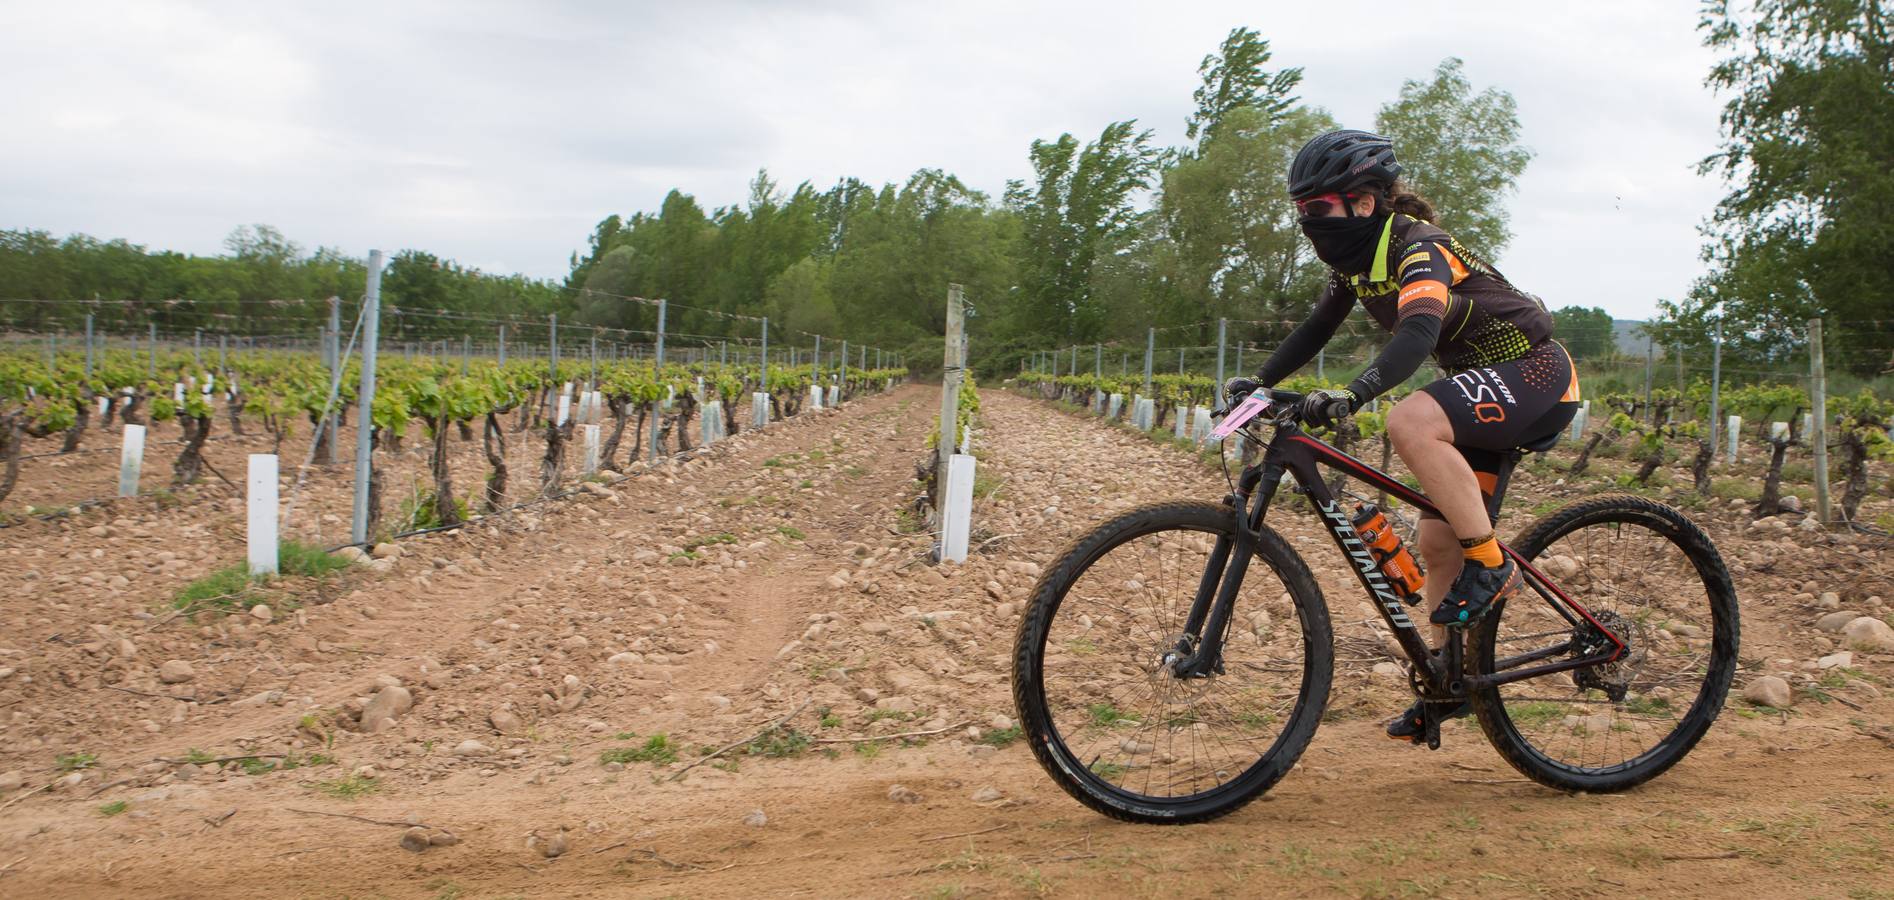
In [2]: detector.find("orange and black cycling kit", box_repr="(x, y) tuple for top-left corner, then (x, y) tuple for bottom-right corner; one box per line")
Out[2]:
(1257, 213), (1581, 522)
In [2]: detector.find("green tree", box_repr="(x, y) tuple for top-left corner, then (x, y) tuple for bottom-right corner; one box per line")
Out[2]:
(827, 169), (1015, 353)
(1551, 305), (1617, 358)
(766, 257), (838, 338)
(1184, 27), (1303, 146)
(1654, 0), (1894, 374)
(1003, 121), (1160, 344)
(1374, 57), (1534, 256)
(1144, 105), (1339, 347)
(1104, 27), (1332, 354)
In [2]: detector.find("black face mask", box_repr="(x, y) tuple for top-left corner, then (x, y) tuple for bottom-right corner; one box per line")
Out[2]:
(1300, 210), (1390, 275)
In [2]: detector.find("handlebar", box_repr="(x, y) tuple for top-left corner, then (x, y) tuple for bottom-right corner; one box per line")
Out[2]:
(1211, 387), (1306, 433)
(1259, 388), (1303, 410)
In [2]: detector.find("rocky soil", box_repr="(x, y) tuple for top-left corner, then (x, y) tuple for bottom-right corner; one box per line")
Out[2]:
(0, 384), (1890, 898)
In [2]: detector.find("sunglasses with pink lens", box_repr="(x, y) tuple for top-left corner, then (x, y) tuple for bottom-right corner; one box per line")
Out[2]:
(1293, 192), (1356, 217)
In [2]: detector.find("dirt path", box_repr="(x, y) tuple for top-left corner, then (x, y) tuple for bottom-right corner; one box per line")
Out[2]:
(2, 386), (1891, 898)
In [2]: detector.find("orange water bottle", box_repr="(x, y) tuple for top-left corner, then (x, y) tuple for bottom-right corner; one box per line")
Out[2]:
(1350, 503), (1425, 604)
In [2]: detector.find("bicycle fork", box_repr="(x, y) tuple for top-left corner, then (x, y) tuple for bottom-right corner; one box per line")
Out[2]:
(1162, 461), (1282, 680)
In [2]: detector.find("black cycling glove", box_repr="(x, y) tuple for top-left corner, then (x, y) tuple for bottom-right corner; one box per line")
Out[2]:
(1221, 376), (1259, 410)
(1295, 387), (1359, 429)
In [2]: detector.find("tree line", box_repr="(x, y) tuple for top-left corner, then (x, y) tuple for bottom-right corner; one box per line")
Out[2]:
(0, 225), (567, 341)
(566, 31), (1542, 376)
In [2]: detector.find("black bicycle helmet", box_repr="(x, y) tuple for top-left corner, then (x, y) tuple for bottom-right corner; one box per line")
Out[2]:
(1287, 129), (1403, 199)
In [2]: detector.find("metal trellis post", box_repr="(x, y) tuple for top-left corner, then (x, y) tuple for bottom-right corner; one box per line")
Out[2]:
(1810, 318), (1831, 524)
(349, 250), (384, 545)
(649, 298), (666, 459)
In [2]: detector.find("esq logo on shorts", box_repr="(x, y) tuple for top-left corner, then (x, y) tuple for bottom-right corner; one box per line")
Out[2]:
(1450, 370), (1516, 408)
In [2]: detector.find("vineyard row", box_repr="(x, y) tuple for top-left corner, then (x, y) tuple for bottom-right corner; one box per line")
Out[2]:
(0, 342), (907, 540)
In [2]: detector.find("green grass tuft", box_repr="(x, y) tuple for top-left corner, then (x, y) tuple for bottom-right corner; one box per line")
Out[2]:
(171, 564), (255, 611)
(170, 538), (350, 613)
(977, 726), (1022, 747)
(315, 775), (379, 798)
(683, 533), (738, 552)
(749, 727), (812, 758)
(97, 800), (128, 816)
(1505, 701), (1565, 728)
(279, 539), (352, 578)
(599, 733), (677, 765)
(1088, 703), (1128, 727)
(56, 751), (99, 771)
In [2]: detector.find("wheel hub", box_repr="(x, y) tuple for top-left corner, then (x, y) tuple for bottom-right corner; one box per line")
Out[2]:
(1573, 610), (1635, 701)
(1158, 634), (1222, 679)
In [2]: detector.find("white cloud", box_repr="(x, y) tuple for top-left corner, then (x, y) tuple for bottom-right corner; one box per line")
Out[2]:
(0, 0), (1729, 318)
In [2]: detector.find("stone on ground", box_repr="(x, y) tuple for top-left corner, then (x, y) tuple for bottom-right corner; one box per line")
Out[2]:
(1742, 675), (1793, 708)
(1842, 617), (1894, 652)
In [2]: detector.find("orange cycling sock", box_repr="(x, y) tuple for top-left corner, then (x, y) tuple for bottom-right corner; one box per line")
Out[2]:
(1459, 532), (1502, 568)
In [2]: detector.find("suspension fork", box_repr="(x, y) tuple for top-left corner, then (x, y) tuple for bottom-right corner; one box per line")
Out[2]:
(1169, 459), (1284, 678)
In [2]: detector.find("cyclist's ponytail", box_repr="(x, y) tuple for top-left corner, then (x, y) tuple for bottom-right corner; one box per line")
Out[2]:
(1384, 180), (1437, 223)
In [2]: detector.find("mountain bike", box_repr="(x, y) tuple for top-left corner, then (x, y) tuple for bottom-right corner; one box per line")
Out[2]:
(1010, 388), (1739, 824)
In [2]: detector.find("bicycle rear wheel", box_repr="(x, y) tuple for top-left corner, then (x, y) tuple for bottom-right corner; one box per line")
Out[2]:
(1470, 494), (1739, 792)
(1011, 501), (1332, 824)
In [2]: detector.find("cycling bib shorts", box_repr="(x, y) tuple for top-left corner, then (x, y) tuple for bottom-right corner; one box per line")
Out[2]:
(1418, 339), (1580, 524)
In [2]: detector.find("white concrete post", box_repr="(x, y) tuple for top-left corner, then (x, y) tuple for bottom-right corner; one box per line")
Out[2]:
(582, 424), (601, 476)
(940, 453), (976, 563)
(247, 454), (279, 575)
(701, 400), (721, 446)
(117, 424), (146, 497)
(752, 392), (770, 428)
(1726, 415), (1741, 463)
(556, 393), (571, 427)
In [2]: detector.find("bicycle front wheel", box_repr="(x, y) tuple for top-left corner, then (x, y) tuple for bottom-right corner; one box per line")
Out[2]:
(1011, 501), (1332, 824)
(1471, 494), (1739, 792)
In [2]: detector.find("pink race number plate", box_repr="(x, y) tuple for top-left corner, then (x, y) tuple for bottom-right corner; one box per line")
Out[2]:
(1209, 394), (1269, 439)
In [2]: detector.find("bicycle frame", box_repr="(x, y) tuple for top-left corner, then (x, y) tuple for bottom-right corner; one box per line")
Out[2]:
(1172, 404), (1627, 699)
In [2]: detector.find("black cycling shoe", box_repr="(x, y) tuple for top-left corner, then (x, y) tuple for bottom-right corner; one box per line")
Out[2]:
(1385, 698), (1471, 743)
(1429, 557), (1523, 628)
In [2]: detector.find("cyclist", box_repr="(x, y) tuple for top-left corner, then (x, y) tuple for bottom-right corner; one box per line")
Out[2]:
(1226, 129), (1580, 743)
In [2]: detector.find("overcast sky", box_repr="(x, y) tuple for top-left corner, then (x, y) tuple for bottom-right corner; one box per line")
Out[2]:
(1, 1), (1729, 320)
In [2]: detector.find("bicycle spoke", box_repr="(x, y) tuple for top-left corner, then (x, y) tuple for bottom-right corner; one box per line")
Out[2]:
(1039, 523), (1309, 800)
(1489, 508), (1722, 775)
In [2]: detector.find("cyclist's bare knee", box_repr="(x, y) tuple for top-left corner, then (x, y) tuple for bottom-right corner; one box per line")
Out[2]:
(1387, 392), (1451, 452)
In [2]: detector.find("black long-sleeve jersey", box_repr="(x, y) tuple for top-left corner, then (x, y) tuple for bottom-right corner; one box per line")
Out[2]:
(1259, 214), (1555, 402)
